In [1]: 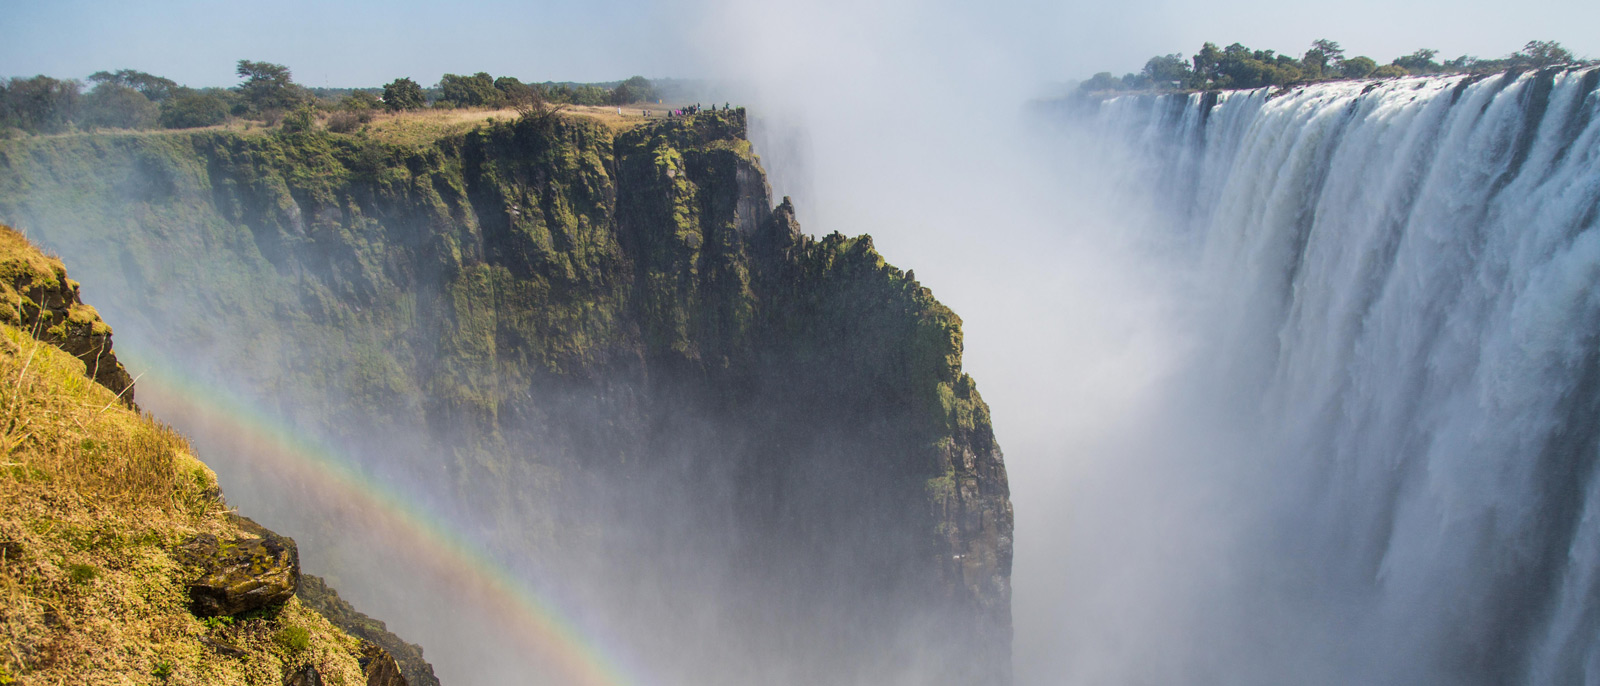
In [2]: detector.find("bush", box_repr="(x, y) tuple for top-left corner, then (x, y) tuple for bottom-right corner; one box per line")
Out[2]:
(273, 625), (310, 652)
(1341, 56), (1378, 79)
(77, 83), (158, 130)
(326, 110), (372, 133)
(340, 91), (380, 112)
(279, 106), (316, 133)
(159, 89), (228, 129)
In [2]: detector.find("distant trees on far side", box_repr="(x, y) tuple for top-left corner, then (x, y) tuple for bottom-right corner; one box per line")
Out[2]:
(1081, 39), (1593, 94)
(0, 59), (661, 137)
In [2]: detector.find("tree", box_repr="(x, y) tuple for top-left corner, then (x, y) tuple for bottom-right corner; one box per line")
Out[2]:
(494, 76), (536, 107)
(1514, 40), (1574, 67)
(0, 76), (81, 134)
(613, 76), (655, 104)
(1303, 39), (1345, 79)
(159, 88), (229, 129)
(88, 70), (178, 102)
(1371, 65), (1409, 78)
(1341, 56), (1377, 79)
(1392, 49), (1440, 74)
(1192, 42), (1224, 85)
(1078, 72), (1122, 93)
(1142, 54), (1192, 88)
(381, 78), (425, 112)
(437, 72), (497, 108)
(78, 83), (158, 130)
(340, 91), (380, 112)
(235, 60), (306, 115)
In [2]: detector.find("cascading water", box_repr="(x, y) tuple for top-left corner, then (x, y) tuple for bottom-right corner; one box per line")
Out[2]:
(1042, 67), (1600, 685)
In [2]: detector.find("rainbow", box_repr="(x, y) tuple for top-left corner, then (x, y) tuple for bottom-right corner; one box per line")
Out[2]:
(129, 359), (643, 686)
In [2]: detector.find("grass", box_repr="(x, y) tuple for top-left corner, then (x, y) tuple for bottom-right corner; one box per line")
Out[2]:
(0, 229), (372, 684)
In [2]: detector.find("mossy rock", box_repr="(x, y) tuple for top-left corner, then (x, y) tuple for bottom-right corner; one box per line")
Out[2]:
(179, 515), (300, 618)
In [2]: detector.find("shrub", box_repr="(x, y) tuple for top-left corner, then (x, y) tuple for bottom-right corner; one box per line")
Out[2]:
(326, 110), (371, 133)
(77, 83), (158, 130)
(159, 89), (228, 129)
(273, 625), (310, 652)
(279, 106), (316, 133)
(68, 562), (97, 584)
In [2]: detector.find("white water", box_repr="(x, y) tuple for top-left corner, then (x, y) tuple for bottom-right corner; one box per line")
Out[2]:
(1033, 68), (1600, 685)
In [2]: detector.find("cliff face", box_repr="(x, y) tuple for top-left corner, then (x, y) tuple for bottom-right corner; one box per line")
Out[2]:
(0, 225), (431, 685)
(0, 110), (1012, 683)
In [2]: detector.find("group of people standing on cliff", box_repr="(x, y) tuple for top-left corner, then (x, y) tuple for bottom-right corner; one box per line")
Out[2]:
(659, 103), (734, 118)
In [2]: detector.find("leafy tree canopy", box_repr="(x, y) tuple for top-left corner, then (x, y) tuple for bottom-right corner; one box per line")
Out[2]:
(235, 59), (307, 115)
(381, 78), (425, 112)
(88, 70), (178, 102)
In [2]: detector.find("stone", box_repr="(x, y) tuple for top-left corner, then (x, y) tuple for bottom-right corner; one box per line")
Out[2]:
(283, 663), (323, 686)
(178, 515), (300, 617)
(358, 641), (409, 686)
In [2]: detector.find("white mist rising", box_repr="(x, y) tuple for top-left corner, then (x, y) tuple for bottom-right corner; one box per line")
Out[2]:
(678, 0), (1600, 680)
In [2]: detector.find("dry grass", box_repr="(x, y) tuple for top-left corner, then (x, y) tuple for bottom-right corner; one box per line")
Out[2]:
(0, 324), (366, 685)
(358, 103), (676, 145)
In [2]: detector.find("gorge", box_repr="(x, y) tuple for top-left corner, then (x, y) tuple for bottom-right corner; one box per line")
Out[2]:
(0, 110), (1011, 685)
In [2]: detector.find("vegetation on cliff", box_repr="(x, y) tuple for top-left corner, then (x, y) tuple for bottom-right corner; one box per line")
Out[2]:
(0, 226), (426, 685)
(1081, 38), (1592, 93)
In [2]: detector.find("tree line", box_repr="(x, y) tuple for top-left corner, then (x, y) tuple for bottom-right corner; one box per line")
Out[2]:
(1081, 39), (1591, 94)
(0, 61), (659, 136)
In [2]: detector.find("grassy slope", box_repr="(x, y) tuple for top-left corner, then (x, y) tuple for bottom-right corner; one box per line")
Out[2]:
(0, 228), (370, 686)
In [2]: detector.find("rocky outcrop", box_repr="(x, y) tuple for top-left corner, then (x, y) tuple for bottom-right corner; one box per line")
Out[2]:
(299, 574), (438, 686)
(0, 225), (133, 401)
(178, 514), (300, 617)
(358, 641), (408, 686)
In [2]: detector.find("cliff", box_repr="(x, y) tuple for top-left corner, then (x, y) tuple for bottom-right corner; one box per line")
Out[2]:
(0, 225), (428, 685)
(0, 110), (1012, 683)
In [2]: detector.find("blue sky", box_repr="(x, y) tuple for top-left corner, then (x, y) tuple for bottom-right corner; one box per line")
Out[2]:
(3, 0), (1598, 89)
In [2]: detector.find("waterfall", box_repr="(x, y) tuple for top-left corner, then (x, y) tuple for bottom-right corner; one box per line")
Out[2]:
(1044, 67), (1600, 685)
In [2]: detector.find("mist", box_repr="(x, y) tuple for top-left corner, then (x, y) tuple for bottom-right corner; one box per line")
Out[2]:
(675, 1), (1600, 684)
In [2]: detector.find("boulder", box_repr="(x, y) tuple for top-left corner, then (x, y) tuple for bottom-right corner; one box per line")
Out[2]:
(358, 641), (409, 686)
(178, 515), (299, 617)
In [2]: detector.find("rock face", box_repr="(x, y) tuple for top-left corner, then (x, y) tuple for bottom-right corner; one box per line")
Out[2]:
(179, 514), (300, 618)
(299, 574), (437, 686)
(0, 110), (1014, 683)
(0, 226), (133, 401)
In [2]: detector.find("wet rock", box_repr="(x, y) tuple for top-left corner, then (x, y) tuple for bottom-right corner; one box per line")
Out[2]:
(178, 515), (299, 617)
(358, 641), (409, 686)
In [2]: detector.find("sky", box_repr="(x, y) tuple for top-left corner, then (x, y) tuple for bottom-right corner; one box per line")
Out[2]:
(2, 0), (1598, 88)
